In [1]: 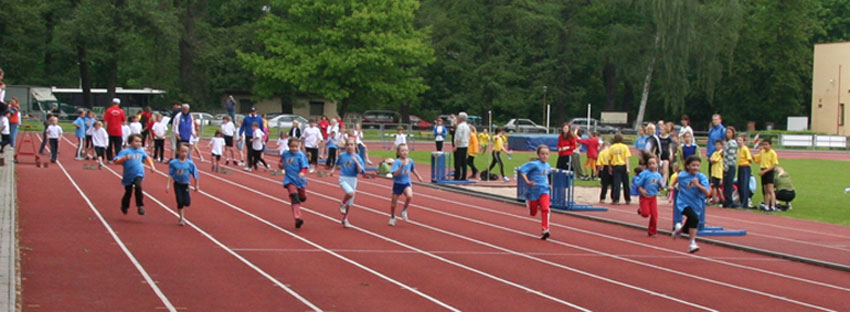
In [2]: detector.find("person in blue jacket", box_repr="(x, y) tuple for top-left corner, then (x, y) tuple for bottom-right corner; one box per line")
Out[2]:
(706, 114), (726, 176)
(239, 107), (265, 168)
(672, 155), (710, 253)
(433, 118), (448, 152)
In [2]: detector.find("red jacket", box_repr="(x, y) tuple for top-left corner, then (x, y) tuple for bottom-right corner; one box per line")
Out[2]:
(578, 138), (600, 159)
(104, 106), (126, 136)
(557, 135), (577, 156)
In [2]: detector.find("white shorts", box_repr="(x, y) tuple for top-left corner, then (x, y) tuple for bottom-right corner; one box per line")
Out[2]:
(339, 176), (358, 195)
(191, 136), (200, 144)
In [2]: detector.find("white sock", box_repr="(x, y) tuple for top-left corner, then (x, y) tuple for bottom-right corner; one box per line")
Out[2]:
(690, 239), (696, 244)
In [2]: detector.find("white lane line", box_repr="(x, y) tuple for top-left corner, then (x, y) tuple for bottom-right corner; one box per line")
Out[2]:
(228, 166), (840, 310)
(94, 163), (323, 312)
(191, 166), (591, 312)
(353, 178), (850, 293)
(204, 164), (714, 311)
(54, 157), (177, 311)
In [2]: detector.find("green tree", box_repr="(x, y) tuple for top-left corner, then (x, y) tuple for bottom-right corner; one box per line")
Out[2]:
(240, 0), (435, 116)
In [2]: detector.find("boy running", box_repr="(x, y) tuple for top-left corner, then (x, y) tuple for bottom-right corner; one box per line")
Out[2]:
(166, 144), (199, 226)
(672, 155), (710, 253)
(114, 134), (157, 216)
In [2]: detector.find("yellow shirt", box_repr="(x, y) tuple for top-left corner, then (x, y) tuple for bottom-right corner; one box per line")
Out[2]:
(608, 143), (631, 166)
(670, 172), (679, 187)
(492, 135), (506, 152)
(737, 145), (752, 167)
(478, 133), (490, 146)
(710, 150), (724, 179)
(753, 149), (779, 170)
(468, 132), (480, 155)
(596, 149), (610, 166)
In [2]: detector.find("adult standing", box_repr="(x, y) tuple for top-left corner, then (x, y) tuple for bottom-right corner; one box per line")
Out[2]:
(7, 97), (20, 149)
(239, 107), (264, 168)
(722, 127), (738, 208)
(171, 103), (196, 146)
(225, 95), (237, 122)
(448, 114), (457, 148)
(140, 106), (153, 147)
(706, 114), (726, 176)
(302, 119), (322, 173)
(104, 98), (126, 162)
(453, 112), (470, 181)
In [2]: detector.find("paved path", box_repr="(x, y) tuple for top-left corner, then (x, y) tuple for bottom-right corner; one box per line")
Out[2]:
(0, 150), (18, 311)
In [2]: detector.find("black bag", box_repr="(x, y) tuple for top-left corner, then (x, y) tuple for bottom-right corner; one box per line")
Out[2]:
(479, 170), (499, 180)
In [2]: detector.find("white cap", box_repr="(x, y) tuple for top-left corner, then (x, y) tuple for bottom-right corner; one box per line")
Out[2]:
(112, 98), (121, 104)
(182, 103), (190, 109)
(458, 112), (468, 119)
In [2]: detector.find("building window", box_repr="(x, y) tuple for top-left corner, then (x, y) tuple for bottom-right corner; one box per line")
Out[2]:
(309, 101), (324, 116)
(841, 103), (845, 126)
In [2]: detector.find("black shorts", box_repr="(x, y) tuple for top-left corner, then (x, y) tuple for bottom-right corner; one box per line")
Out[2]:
(212, 153), (221, 161)
(95, 146), (106, 158)
(174, 182), (191, 209)
(761, 169), (775, 185)
(224, 135), (234, 147)
(776, 189), (795, 202)
(85, 135), (93, 148)
(711, 177), (721, 188)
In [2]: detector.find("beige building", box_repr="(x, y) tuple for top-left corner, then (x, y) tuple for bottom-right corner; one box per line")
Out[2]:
(222, 92), (339, 120)
(811, 42), (849, 135)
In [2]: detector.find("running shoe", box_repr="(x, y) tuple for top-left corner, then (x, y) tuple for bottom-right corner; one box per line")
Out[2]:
(121, 206), (128, 215)
(502, 176), (510, 182)
(340, 202), (348, 215)
(689, 242), (700, 253)
(342, 218), (351, 228)
(178, 219), (185, 226)
(295, 218), (304, 229)
(388, 217), (396, 226)
(400, 208), (408, 221)
(137, 207), (146, 216)
(541, 231), (550, 240)
(243, 167), (252, 172)
(672, 222), (683, 240)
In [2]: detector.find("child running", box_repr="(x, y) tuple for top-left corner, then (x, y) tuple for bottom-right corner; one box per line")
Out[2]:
(388, 143), (423, 226)
(518, 145), (553, 240)
(91, 121), (109, 168)
(166, 144), (199, 226)
(280, 139), (310, 228)
(114, 134), (157, 216)
(247, 122), (265, 171)
(753, 138), (779, 211)
(635, 156), (665, 237)
(209, 130), (225, 172)
(330, 138), (365, 228)
(73, 110), (87, 160)
(672, 155), (710, 253)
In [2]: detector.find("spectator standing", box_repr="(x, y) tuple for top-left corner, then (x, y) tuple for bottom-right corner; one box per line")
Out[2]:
(7, 97), (20, 149)
(453, 112), (471, 181)
(706, 114), (726, 176)
(238, 107), (264, 166)
(171, 104), (196, 146)
(104, 98), (126, 161)
(225, 95), (237, 122)
(722, 127), (738, 208)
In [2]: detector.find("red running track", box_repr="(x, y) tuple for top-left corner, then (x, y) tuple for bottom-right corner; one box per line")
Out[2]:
(15, 134), (850, 311)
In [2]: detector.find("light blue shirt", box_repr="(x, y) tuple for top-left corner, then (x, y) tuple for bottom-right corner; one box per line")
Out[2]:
(281, 150), (309, 188)
(74, 117), (86, 138)
(519, 161), (551, 201)
(336, 152), (364, 177)
(391, 159), (415, 184)
(675, 171), (709, 216)
(635, 170), (665, 197)
(707, 124), (726, 156)
(115, 147), (149, 186)
(168, 158), (198, 184)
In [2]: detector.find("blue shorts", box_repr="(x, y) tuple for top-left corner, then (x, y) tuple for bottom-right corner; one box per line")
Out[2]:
(339, 176), (358, 194)
(392, 182), (411, 195)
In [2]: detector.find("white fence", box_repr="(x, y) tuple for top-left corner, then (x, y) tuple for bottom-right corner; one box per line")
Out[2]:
(780, 134), (847, 149)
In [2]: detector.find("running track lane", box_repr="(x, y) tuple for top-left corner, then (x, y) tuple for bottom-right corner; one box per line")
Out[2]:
(203, 161), (847, 311)
(40, 135), (317, 310)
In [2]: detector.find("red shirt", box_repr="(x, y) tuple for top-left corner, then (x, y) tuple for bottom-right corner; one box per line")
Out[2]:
(8, 103), (20, 123)
(557, 135), (577, 156)
(103, 106), (126, 136)
(141, 111), (153, 131)
(578, 138), (600, 159)
(318, 120), (330, 139)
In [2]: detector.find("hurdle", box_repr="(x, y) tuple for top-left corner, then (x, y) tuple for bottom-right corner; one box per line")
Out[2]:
(516, 168), (606, 211)
(672, 196), (747, 236)
(431, 152), (474, 185)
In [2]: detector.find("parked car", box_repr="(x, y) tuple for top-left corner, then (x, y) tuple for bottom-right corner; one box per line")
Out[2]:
(190, 112), (216, 126)
(502, 118), (547, 133)
(467, 115), (483, 127)
(267, 114), (309, 131)
(362, 110), (400, 124)
(210, 113), (245, 126)
(569, 117), (619, 134)
(408, 114), (433, 130)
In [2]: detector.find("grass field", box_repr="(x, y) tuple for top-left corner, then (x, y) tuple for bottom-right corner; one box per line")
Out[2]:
(368, 149), (850, 227)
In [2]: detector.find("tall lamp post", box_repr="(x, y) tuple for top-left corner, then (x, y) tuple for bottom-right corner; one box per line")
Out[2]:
(543, 86), (548, 133)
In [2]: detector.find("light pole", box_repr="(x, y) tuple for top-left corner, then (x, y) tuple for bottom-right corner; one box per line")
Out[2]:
(543, 86), (548, 133)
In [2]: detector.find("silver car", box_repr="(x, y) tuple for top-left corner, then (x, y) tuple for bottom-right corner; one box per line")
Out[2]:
(211, 113), (245, 126)
(268, 114), (309, 131)
(503, 118), (547, 133)
(190, 112), (216, 126)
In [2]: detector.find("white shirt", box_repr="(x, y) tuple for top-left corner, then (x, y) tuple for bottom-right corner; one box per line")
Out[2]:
(252, 128), (265, 151)
(92, 128), (109, 147)
(129, 122), (143, 135)
(0, 117), (9, 135)
(210, 137), (225, 155)
(121, 125), (130, 144)
(152, 122), (168, 138)
(393, 133), (407, 147)
(277, 138), (289, 151)
(454, 121), (470, 148)
(352, 129), (364, 145)
(221, 122), (236, 136)
(678, 125), (694, 138)
(435, 125), (445, 141)
(46, 125), (63, 139)
(329, 123), (339, 138)
(303, 126), (321, 148)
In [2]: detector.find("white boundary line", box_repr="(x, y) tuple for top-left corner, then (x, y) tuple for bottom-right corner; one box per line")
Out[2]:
(54, 159), (177, 311)
(213, 161), (842, 310)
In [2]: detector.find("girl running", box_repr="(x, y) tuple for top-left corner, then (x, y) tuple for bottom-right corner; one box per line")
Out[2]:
(487, 127), (511, 182)
(518, 145), (553, 240)
(635, 156), (665, 237)
(114, 134), (157, 216)
(280, 139), (310, 228)
(388, 143), (423, 226)
(166, 143), (199, 226)
(330, 138), (365, 228)
(209, 130), (225, 172)
(672, 155), (710, 253)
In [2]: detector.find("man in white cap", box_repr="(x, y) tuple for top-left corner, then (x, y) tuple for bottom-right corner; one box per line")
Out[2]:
(104, 98), (126, 161)
(453, 112), (470, 180)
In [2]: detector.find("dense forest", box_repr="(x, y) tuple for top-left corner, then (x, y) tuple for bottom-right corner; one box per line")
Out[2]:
(1, 0), (848, 130)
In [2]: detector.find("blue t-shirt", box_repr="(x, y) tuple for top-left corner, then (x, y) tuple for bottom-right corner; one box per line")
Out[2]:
(675, 171), (709, 215)
(281, 150), (309, 188)
(518, 161), (551, 201)
(114, 147), (149, 186)
(327, 137), (337, 149)
(635, 135), (648, 150)
(168, 158), (198, 184)
(74, 117), (86, 138)
(178, 113), (193, 142)
(635, 169), (664, 197)
(630, 175), (641, 196)
(682, 144), (697, 160)
(707, 124), (726, 156)
(391, 159), (415, 184)
(336, 152), (364, 177)
(84, 117), (94, 134)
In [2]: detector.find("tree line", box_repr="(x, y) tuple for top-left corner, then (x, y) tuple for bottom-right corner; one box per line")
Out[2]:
(1, 0), (848, 130)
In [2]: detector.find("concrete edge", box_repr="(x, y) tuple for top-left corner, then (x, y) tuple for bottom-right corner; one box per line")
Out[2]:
(0, 151), (19, 312)
(413, 181), (850, 272)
